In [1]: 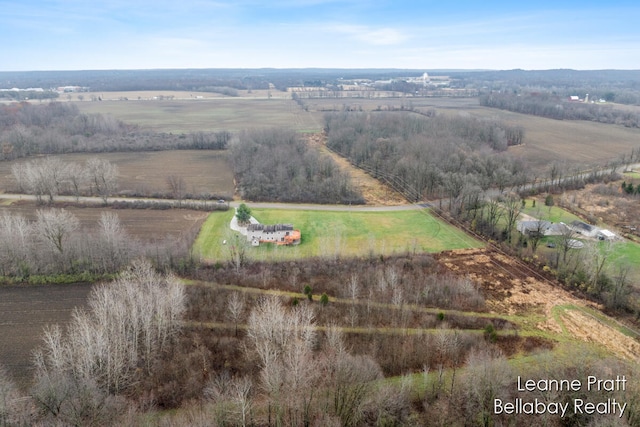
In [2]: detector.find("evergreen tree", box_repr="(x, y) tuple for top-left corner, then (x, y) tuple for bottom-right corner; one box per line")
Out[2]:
(236, 203), (252, 224)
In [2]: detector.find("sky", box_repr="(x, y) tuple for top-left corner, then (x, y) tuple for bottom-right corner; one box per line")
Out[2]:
(2, 0), (640, 71)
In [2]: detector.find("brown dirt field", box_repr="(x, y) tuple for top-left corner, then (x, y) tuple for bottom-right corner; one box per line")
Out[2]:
(435, 247), (640, 362)
(0, 201), (208, 241)
(0, 150), (235, 198)
(306, 133), (408, 206)
(0, 283), (91, 388)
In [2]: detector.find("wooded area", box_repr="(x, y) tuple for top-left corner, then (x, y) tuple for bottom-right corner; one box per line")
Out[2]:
(324, 112), (527, 204)
(480, 93), (640, 127)
(229, 128), (364, 204)
(0, 102), (230, 160)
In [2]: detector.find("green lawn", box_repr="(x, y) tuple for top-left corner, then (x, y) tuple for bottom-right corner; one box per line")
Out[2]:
(608, 240), (640, 283)
(193, 208), (483, 262)
(520, 202), (582, 224)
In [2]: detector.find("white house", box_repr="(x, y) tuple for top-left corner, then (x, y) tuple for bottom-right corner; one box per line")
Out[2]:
(246, 224), (301, 246)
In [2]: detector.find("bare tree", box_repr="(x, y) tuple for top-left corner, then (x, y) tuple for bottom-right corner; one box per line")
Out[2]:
(458, 347), (513, 427)
(34, 209), (79, 255)
(166, 175), (186, 204)
(97, 212), (129, 272)
(226, 231), (250, 272)
(483, 197), (503, 236)
(0, 213), (32, 276)
(12, 158), (66, 204)
(347, 274), (359, 328)
(609, 264), (631, 309)
(328, 352), (383, 427)
(584, 240), (615, 295)
(86, 157), (118, 204)
(246, 296), (318, 426)
(226, 292), (246, 337)
(526, 214), (550, 255)
(66, 162), (86, 202)
(232, 376), (253, 427)
(32, 260), (186, 398)
(556, 224), (579, 266)
(503, 194), (522, 242)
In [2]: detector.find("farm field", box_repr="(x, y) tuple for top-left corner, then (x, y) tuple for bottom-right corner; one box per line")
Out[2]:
(0, 150), (235, 198)
(57, 93), (640, 182)
(74, 97), (322, 133)
(308, 96), (640, 175)
(194, 208), (483, 262)
(0, 201), (209, 241)
(0, 283), (91, 388)
(435, 104), (640, 173)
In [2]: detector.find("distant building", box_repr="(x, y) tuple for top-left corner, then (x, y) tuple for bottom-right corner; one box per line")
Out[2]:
(246, 224), (301, 246)
(569, 95), (580, 102)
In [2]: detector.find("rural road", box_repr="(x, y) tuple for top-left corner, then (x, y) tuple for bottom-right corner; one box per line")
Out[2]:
(0, 192), (428, 212)
(1, 162), (637, 211)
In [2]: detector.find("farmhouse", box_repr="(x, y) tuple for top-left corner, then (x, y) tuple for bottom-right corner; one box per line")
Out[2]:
(246, 224), (301, 246)
(516, 221), (571, 237)
(517, 220), (551, 237)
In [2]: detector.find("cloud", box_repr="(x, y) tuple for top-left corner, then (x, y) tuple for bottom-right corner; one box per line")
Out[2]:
(330, 24), (408, 45)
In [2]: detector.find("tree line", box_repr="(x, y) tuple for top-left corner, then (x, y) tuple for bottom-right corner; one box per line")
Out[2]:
(0, 261), (186, 426)
(324, 111), (527, 205)
(229, 128), (364, 204)
(0, 208), (196, 280)
(0, 102), (230, 161)
(12, 156), (118, 204)
(480, 93), (640, 127)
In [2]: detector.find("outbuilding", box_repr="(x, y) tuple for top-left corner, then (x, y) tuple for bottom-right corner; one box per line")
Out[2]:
(596, 230), (617, 241)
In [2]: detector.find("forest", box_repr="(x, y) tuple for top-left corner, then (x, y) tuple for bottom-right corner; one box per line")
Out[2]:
(229, 128), (364, 204)
(324, 112), (527, 204)
(480, 93), (640, 127)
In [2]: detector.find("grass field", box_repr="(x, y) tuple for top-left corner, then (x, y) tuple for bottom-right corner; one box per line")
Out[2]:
(75, 97), (322, 133)
(608, 240), (640, 282)
(0, 150), (235, 197)
(194, 208), (483, 262)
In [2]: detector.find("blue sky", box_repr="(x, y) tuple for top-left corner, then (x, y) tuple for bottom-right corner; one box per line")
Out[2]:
(2, 0), (639, 71)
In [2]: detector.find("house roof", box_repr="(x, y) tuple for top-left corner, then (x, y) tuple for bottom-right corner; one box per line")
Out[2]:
(247, 224), (294, 232)
(571, 221), (595, 232)
(518, 220), (551, 231)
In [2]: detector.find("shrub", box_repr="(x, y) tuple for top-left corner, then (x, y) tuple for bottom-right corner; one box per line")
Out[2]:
(320, 293), (329, 306)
